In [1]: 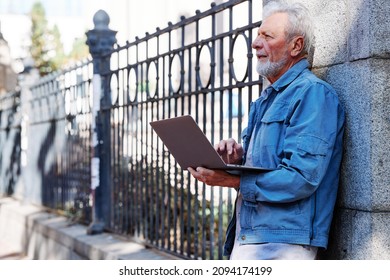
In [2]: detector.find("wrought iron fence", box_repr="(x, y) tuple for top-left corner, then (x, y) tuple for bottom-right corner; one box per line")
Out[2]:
(0, 91), (21, 196)
(101, 0), (263, 259)
(28, 61), (94, 223)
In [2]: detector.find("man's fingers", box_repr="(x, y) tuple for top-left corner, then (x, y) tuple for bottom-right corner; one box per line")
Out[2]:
(187, 167), (196, 175)
(233, 143), (243, 155)
(215, 138), (237, 154)
(188, 166), (240, 188)
(188, 167), (214, 184)
(215, 140), (227, 154)
(226, 142), (233, 155)
(187, 167), (201, 180)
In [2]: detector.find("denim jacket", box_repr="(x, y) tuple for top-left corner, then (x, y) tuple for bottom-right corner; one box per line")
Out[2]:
(224, 59), (345, 256)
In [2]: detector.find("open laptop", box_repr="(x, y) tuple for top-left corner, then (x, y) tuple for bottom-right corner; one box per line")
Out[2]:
(150, 115), (274, 173)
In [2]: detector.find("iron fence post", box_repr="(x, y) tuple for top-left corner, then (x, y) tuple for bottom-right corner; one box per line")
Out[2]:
(85, 10), (117, 234)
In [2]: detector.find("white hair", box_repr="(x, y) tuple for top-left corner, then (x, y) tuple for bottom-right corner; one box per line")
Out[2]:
(263, 1), (315, 56)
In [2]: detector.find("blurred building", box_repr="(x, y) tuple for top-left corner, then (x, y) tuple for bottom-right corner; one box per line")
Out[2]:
(0, 23), (17, 95)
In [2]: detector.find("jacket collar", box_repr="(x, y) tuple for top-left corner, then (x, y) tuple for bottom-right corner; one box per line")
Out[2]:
(269, 58), (309, 92)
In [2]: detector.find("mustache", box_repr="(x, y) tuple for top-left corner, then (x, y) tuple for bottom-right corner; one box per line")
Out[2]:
(256, 52), (267, 57)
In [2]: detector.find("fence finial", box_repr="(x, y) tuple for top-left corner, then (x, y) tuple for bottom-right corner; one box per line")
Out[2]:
(93, 9), (110, 31)
(86, 10), (117, 74)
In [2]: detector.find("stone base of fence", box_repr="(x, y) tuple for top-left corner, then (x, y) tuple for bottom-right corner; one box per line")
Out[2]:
(0, 196), (177, 260)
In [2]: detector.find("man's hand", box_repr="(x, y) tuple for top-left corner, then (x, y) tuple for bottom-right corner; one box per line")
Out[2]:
(188, 138), (243, 188)
(187, 167), (240, 188)
(214, 138), (243, 164)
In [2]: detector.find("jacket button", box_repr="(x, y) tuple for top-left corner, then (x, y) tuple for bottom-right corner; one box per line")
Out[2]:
(241, 235), (246, 240)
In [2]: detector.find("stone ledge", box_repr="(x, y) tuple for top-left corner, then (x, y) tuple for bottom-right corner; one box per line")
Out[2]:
(0, 196), (178, 260)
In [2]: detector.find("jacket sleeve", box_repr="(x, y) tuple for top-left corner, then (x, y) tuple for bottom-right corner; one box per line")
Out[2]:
(239, 82), (345, 203)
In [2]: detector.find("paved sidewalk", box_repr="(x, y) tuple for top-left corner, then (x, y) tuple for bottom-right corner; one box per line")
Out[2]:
(0, 197), (177, 260)
(0, 241), (30, 260)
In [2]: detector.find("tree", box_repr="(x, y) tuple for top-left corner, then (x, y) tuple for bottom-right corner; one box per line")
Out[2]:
(30, 2), (51, 76)
(29, 2), (65, 76)
(50, 25), (66, 68)
(68, 34), (90, 63)
(29, 2), (90, 76)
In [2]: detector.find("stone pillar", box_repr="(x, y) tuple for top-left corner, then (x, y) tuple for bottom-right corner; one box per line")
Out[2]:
(322, 0), (389, 260)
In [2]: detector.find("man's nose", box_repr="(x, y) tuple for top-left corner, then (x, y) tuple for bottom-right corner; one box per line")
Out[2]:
(252, 36), (263, 49)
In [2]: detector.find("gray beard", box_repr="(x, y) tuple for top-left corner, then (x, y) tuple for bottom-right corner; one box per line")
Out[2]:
(256, 56), (288, 79)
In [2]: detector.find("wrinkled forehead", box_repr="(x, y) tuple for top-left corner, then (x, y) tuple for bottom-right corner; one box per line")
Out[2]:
(259, 12), (289, 36)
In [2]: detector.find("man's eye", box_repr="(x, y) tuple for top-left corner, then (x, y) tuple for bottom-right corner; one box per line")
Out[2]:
(259, 33), (272, 40)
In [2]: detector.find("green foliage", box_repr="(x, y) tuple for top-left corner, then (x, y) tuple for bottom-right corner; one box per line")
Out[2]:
(67, 35), (90, 63)
(30, 2), (55, 76)
(29, 2), (89, 76)
(50, 25), (66, 67)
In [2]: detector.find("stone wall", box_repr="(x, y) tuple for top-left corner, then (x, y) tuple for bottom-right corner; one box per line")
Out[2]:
(278, 0), (390, 259)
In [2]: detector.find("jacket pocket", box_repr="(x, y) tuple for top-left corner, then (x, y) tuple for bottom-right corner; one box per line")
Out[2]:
(297, 134), (328, 156)
(261, 102), (288, 124)
(256, 102), (289, 167)
(295, 134), (329, 182)
(242, 200), (305, 230)
(260, 102), (289, 145)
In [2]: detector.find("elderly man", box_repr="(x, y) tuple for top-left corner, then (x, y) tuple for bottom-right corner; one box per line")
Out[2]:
(188, 1), (345, 260)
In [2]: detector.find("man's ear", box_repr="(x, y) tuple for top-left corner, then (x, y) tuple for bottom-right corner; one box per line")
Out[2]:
(290, 36), (304, 57)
